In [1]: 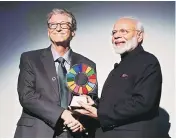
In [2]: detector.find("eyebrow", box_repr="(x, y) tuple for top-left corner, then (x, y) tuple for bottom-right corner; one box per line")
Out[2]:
(48, 21), (71, 24)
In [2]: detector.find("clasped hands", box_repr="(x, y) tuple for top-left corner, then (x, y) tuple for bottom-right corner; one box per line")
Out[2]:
(74, 95), (98, 119)
(60, 95), (98, 133)
(61, 109), (85, 133)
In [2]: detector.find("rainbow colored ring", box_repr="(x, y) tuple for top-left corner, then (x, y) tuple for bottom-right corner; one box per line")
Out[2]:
(66, 64), (97, 95)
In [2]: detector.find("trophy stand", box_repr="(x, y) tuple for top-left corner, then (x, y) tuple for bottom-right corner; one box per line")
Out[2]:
(66, 63), (97, 110)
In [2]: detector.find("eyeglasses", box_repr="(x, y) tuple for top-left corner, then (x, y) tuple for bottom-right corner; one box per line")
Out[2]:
(48, 22), (72, 30)
(112, 29), (141, 36)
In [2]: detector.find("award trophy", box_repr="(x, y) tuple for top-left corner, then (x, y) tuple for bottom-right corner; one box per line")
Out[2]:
(66, 63), (97, 109)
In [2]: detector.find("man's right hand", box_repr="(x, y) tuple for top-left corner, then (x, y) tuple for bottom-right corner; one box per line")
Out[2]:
(61, 110), (75, 123)
(61, 110), (85, 132)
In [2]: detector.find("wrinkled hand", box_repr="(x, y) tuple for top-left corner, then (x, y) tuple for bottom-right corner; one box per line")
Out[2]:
(84, 95), (95, 106)
(61, 110), (76, 124)
(61, 110), (85, 132)
(64, 119), (85, 132)
(74, 101), (98, 119)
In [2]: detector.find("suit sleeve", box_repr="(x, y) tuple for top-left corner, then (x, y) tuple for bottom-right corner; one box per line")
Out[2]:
(17, 53), (65, 128)
(98, 61), (162, 127)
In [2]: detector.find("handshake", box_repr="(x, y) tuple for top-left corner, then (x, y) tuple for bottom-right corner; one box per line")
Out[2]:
(60, 95), (98, 133)
(60, 109), (85, 133)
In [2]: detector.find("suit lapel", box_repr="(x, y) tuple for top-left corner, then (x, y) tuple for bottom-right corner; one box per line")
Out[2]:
(40, 47), (59, 98)
(40, 48), (82, 105)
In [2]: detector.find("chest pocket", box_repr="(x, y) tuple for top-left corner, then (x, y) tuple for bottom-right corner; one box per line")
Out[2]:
(113, 72), (135, 92)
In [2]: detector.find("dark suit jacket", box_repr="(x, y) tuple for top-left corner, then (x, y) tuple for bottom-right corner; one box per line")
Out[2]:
(14, 46), (98, 138)
(96, 45), (162, 138)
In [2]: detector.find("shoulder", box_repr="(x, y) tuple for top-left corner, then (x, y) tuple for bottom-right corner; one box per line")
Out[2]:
(19, 48), (48, 68)
(72, 51), (96, 67)
(130, 49), (162, 76)
(19, 48), (47, 66)
(136, 49), (160, 66)
(21, 48), (45, 59)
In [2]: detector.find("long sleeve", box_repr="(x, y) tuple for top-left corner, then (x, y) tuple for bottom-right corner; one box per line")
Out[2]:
(18, 53), (65, 128)
(98, 61), (162, 128)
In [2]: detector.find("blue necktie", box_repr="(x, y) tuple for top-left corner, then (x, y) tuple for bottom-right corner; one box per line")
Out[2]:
(57, 57), (68, 109)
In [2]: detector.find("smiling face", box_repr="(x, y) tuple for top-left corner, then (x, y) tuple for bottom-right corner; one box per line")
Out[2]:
(112, 18), (143, 54)
(47, 13), (75, 45)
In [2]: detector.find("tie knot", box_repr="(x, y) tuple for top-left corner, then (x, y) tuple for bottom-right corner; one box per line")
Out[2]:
(57, 57), (65, 64)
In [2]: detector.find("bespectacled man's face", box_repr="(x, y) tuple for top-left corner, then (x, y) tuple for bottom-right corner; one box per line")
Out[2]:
(111, 18), (143, 54)
(47, 14), (75, 45)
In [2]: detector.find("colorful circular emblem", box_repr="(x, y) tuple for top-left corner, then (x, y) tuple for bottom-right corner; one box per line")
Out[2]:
(66, 64), (97, 95)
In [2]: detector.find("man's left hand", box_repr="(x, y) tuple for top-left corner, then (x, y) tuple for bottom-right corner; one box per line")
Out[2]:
(74, 101), (98, 119)
(64, 119), (85, 132)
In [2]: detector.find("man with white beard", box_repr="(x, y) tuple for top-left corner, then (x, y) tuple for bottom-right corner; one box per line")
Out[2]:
(75, 17), (163, 138)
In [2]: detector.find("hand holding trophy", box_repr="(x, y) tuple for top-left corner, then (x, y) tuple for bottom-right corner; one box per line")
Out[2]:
(66, 63), (97, 110)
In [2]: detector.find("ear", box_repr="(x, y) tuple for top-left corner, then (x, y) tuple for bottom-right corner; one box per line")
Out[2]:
(137, 31), (144, 43)
(71, 31), (75, 37)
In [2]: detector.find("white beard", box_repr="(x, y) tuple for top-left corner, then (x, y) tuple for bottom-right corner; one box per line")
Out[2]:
(113, 36), (138, 54)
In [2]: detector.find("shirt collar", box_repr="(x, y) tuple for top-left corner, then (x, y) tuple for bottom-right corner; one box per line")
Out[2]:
(51, 46), (71, 65)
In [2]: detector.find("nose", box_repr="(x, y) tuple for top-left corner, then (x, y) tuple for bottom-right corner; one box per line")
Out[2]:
(56, 24), (62, 32)
(113, 33), (121, 40)
(113, 31), (122, 39)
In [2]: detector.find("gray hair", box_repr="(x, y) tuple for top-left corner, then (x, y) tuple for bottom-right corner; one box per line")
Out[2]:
(119, 16), (144, 33)
(47, 8), (77, 31)
(118, 16), (144, 44)
(136, 21), (144, 33)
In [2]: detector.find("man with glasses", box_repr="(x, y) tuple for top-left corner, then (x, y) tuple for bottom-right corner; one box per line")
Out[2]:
(14, 8), (98, 138)
(75, 17), (162, 137)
